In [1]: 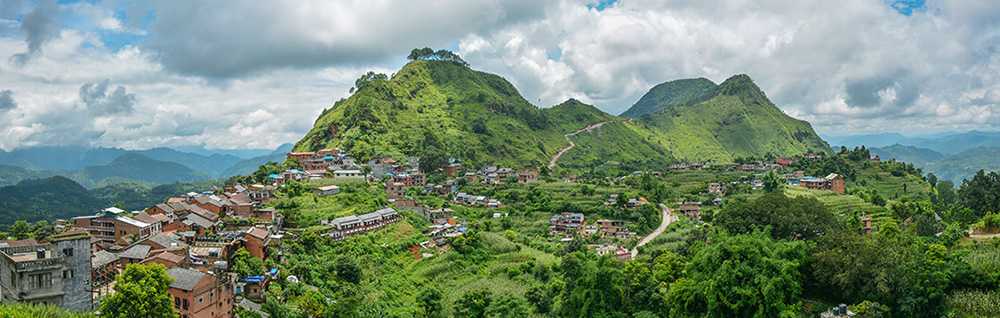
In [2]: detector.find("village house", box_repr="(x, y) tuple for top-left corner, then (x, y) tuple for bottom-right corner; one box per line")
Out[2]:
(549, 212), (586, 237)
(0, 230), (93, 310)
(517, 169), (539, 183)
(422, 208), (453, 225)
(141, 251), (187, 268)
(464, 172), (479, 184)
(707, 183), (725, 195)
(593, 244), (632, 261)
(286, 148), (340, 171)
(678, 202), (702, 220)
(626, 198), (646, 209)
(386, 182), (406, 200)
(596, 219), (632, 239)
(444, 162), (462, 177)
(332, 169), (364, 179)
(775, 157), (795, 167)
(799, 173), (846, 194)
(326, 208), (402, 241)
(315, 185), (340, 196)
(167, 267), (234, 318)
(242, 227), (271, 260)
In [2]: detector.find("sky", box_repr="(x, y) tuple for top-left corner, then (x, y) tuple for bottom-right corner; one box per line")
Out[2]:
(0, 0), (998, 151)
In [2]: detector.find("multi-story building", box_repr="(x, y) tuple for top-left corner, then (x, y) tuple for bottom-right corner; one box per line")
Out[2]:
(167, 267), (234, 318)
(72, 211), (161, 246)
(549, 212), (585, 236)
(0, 229), (92, 310)
(325, 208), (401, 240)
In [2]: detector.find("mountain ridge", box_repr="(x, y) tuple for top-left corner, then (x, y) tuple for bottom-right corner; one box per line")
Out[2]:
(294, 51), (830, 169)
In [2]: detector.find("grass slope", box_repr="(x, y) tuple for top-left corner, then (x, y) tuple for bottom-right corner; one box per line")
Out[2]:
(636, 75), (830, 162)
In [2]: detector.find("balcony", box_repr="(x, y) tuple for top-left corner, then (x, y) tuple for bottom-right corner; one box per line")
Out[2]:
(14, 257), (64, 272)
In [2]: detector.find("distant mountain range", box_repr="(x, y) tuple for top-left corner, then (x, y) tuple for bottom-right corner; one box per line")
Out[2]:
(0, 143), (292, 188)
(828, 131), (1000, 155)
(871, 144), (1000, 184)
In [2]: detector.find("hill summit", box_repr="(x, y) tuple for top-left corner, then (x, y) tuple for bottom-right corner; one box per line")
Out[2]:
(294, 49), (830, 171)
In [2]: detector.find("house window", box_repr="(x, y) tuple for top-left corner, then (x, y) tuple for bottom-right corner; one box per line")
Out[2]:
(62, 248), (73, 257)
(182, 299), (189, 310)
(174, 297), (181, 308)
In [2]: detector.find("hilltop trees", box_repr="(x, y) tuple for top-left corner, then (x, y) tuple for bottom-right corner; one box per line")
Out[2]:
(407, 47), (469, 67)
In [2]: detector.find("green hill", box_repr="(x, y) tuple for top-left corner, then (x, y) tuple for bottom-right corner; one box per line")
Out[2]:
(295, 50), (831, 170)
(629, 74), (830, 162)
(0, 176), (106, 224)
(72, 153), (209, 187)
(294, 54), (616, 169)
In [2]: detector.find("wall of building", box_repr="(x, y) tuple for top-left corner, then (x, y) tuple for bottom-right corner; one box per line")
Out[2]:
(54, 237), (93, 311)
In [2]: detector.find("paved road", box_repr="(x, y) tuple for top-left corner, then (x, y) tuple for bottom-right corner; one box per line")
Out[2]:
(547, 121), (610, 170)
(631, 204), (674, 258)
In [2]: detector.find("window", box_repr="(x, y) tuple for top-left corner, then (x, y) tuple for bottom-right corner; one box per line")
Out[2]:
(62, 248), (73, 257)
(182, 299), (188, 310)
(174, 297), (181, 308)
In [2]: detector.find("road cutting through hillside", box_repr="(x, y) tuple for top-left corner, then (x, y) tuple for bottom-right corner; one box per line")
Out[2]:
(631, 204), (674, 258)
(547, 121), (610, 170)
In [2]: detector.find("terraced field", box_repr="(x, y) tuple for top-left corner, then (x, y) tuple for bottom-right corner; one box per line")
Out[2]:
(784, 187), (892, 223)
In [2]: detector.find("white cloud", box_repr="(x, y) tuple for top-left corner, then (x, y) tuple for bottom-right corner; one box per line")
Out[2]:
(1, 0), (1000, 151)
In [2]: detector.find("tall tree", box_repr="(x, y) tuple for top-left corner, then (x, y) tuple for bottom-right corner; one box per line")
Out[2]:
(231, 247), (265, 277)
(666, 231), (807, 317)
(99, 263), (175, 318)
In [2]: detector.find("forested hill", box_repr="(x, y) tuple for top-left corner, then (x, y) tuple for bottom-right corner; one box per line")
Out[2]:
(294, 49), (832, 170)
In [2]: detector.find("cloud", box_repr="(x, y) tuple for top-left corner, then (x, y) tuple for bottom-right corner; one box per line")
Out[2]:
(0, 90), (15, 111)
(9, 0), (60, 65)
(139, 0), (544, 78)
(79, 80), (136, 116)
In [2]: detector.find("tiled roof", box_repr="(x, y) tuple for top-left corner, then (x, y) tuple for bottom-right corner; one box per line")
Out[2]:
(142, 232), (186, 250)
(167, 267), (207, 291)
(119, 244), (151, 260)
(92, 250), (118, 268)
(245, 227), (269, 240)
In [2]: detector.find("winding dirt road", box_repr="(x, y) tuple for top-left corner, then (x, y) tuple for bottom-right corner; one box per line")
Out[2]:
(631, 204), (674, 258)
(547, 121), (610, 170)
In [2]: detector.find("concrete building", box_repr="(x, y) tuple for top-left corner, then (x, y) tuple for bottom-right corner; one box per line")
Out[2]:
(72, 211), (161, 246)
(0, 230), (93, 310)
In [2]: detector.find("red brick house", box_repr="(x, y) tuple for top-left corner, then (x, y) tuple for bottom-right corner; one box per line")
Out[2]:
(167, 267), (234, 318)
(242, 227), (270, 260)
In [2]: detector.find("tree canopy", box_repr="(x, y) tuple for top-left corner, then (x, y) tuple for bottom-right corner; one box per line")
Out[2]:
(99, 263), (175, 318)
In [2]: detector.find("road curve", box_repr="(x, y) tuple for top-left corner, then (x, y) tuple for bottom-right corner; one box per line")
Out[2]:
(631, 204), (674, 258)
(547, 121), (610, 170)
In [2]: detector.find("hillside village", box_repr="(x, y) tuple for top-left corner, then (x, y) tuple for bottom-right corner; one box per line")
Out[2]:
(0, 49), (995, 318)
(0, 137), (893, 317)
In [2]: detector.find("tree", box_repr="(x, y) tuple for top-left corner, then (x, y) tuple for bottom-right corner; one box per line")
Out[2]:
(335, 257), (362, 284)
(714, 192), (839, 240)
(763, 170), (784, 193)
(485, 294), (531, 318)
(417, 286), (444, 318)
(455, 289), (493, 318)
(99, 263), (175, 318)
(7, 220), (30, 240)
(231, 247), (265, 277)
(958, 170), (1000, 218)
(809, 228), (951, 317)
(665, 231), (807, 317)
